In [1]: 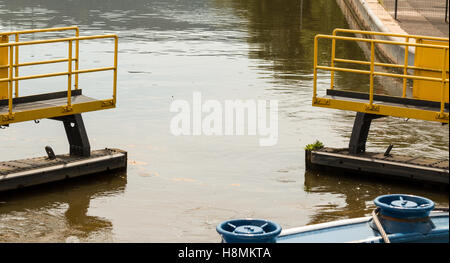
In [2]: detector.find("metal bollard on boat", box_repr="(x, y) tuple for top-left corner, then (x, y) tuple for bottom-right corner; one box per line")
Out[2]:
(216, 219), (282, 243)
(370, 194), (436, 235)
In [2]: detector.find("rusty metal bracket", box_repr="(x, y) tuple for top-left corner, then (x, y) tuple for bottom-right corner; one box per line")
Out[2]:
(101, 99), (115, 107)
(365, 104), (380, 112)
(436, 112), (449, 121)
(1, 113), (14, 122)
(313, 98), (331, 105)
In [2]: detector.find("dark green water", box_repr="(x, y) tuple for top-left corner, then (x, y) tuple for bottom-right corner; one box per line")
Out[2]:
(0, 0), (448, 242)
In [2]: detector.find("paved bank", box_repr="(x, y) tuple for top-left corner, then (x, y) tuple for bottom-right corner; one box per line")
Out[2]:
(336, 0), (448, 65)
(340, 0), (448, 37)
(380, 0), (449, 38)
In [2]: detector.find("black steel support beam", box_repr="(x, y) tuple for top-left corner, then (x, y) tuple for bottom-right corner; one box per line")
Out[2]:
(326, 89), (449, 110)
(0, 89), (82, 106)
(348, 112), (384, 154)
(51, 114), (91, 157)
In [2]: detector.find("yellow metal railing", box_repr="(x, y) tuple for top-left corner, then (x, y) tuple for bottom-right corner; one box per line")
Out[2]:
(0, 26), (80, 98)
(313, 29), (449, 123)
(0, 27), (118, 124)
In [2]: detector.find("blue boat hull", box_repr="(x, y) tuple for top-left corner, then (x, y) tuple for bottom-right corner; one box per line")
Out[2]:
(276, 212), (449, 243)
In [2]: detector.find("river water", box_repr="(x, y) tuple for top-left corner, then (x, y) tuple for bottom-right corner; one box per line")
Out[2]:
(0, 0), (448, 242)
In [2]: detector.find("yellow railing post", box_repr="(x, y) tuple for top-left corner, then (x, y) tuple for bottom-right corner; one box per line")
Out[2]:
(67, 40), (72, 108)
(369, 41), (375, 107)
(330, 32), (336, 90)
(113, 35), (118, 105)
(14, 33), (19, 98)
(8, 45), (13, 116)
(313, 35), (318, 101)
(441, 47), (448, 115)
(402, 37), (409, 98)
(75, 28), (79, 90)
(0, 34), (8, 100)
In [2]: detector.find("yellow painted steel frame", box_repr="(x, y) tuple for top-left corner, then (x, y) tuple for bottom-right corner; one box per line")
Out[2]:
(0, 27), (118, 126)
(313, 29), (449, 123)
(0, 34), (8, 99)
(413, 39), (449, 103)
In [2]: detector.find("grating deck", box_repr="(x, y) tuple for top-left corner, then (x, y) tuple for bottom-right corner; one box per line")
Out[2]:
(0, 94), (97, 115)
(0, 148), (127, 192)
(307, 147), (449, 185)
(0, 89), (114, 126)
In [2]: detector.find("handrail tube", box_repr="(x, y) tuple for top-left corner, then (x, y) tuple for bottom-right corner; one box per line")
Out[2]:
(332, 28), (449, 42)
(113, 33), (118, 105)
(67, 40), (72, 107)
(313, 35), (318, 99)
(75, 28), (79, 90)
(0, 26), (79, 36)
(316, 65), (372, 75)
(0, 67), (117, 83)
(317, 65), (448, 83)
(330, 37), (336, 90)
(8, 45), (13, 115)
(370, 42), (375, 106)
(0, 35), (117, 48)
(333, 58), (448, 73)
(73, 67), (116, 75)
(14, 33), (18, 97)
(403, 37), (410, 97)
(315, 34), (449, 49)
(0, 71), (70, 82)
(373, 72), (448, 82)
(0, 58), (78, 69)
(441, 49), (448, 114)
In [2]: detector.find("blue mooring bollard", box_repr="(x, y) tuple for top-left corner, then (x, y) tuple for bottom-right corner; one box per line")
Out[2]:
(216, 219), (282, 243)
(371, 194), (436, 234)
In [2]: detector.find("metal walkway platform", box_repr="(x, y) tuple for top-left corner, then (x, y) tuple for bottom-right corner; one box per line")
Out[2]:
(0, 27), (125, 193)
(324, 89), (449, 114)
(306, 147), (449, 186)
(313, 29), (449, 123)
(0, 148), (127, 192)
(0, 89), (109, 126)
(0, 27), (117, 126)
(0, 90), (94, 114)
(307, 29), (449, 187)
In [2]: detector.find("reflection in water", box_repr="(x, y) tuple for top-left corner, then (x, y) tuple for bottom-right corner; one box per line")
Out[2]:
(0, 171), (126, 242)
(0, 0), (236, 34)
(217, 0), (369, 89)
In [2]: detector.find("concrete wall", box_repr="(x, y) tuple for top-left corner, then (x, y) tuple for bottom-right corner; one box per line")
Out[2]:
(335, 0), (415, 66)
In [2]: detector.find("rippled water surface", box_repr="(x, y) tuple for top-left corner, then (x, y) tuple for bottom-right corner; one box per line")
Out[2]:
(0, 0), (448, 242)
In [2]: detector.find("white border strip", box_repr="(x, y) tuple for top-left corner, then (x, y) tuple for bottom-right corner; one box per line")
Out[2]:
(279, 216), (372, 237)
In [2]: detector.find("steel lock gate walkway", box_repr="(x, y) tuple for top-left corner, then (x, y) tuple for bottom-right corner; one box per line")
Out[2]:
(312, 28), (449, 124)
(0, 27), (126, 192)
(306, 29), (449, 185)
(0, 26), (118, 126)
